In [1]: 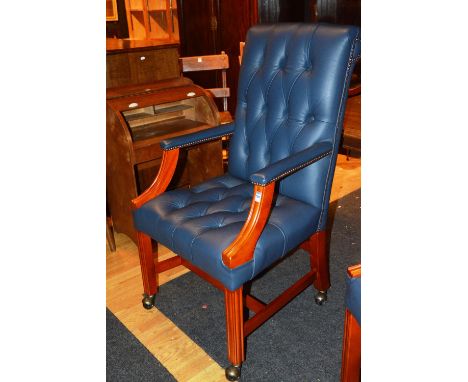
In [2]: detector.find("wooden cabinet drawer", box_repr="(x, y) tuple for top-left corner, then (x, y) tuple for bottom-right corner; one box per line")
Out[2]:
(106, 41), (180, 88)
(107, 53), (132, 88)
(133, 141), (163, 165)
(127, 48), (180, 85)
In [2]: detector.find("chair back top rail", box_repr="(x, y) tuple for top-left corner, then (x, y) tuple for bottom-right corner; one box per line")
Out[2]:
(180, 52), (229, 72)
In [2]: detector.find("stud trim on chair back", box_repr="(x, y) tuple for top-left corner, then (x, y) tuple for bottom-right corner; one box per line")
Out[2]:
(228, 23), (360, 230)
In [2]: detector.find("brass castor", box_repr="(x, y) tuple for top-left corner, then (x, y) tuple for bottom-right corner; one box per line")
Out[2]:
(142, 294), (156, 310)
(225, 365), (241, 381)
(314, 291), (328, 305)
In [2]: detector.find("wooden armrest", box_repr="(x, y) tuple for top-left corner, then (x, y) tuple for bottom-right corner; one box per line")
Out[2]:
(222, 183), (275, 269)
(347, 264), (361, 278)
(131, 149), (180, 209)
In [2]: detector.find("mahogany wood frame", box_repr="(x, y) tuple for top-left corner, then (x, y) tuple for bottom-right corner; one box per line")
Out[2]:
(341, 265), (361, 382)
(131, 142), (330, 369)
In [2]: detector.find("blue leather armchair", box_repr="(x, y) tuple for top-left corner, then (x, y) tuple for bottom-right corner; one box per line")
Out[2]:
(132, 23), (360, 381)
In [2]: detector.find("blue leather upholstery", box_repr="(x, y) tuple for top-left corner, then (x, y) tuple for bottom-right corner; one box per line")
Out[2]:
(133, 23), (361, 291)
(250, 141), (332, 185)
(134, 174), (320, 290)
(345, 275), (361, 325)
(229, 24), (360, 229)
(161, 122), (235, 150)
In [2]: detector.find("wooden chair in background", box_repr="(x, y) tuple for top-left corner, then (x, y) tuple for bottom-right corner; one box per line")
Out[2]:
(180, 52), (233, 167)
(180, 52), (232, 124)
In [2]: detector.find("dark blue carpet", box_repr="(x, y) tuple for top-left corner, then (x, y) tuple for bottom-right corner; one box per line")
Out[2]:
(106, 308), (176, 381)
(154, 189), (361, 381)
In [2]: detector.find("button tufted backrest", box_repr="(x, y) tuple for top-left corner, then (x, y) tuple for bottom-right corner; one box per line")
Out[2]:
(228, 23), (360, 229)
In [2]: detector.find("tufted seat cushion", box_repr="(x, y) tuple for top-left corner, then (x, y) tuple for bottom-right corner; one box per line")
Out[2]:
(133, 174), (321, 290)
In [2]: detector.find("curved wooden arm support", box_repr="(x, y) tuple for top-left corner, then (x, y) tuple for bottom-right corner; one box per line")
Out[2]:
(131, 149), (180, 209)
(222, 182), (275, 269)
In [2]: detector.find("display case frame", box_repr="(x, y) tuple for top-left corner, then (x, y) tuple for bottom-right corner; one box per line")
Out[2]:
(125, 0), (179, 41)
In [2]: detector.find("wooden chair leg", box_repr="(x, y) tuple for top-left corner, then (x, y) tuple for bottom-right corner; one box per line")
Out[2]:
(136, 231), (158, 309)
(224, 287), (245, 379)
(106, 217), (116, 252)
(341, 309), (361, 382)
(309, 230), (330, 292)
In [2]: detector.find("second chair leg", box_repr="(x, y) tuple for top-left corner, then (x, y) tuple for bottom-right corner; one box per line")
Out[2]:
(341, 309), (361, 382)
(224, 287), (245, 381)
(106, 217), (116, 252)
(136, 231), (158, 309)
(308, 231), (330, 303)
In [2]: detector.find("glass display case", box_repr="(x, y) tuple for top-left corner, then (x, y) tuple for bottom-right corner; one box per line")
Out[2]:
(106, 0), (118, 21)
(124, 0), (179, 41)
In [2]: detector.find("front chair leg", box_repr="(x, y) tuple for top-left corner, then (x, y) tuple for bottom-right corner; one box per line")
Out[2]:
(224, 287), (245, 381)
(308, 231), (330, 304)
(136, 231), (158, 309)
(341, 309), (361, 382)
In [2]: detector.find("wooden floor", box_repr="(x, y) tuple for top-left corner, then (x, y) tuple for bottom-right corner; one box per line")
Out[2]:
(106, 154), (361, 381)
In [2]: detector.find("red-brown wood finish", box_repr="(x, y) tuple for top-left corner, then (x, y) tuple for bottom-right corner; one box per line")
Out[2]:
(107, 105), (138, 243)
(106, 39), (180, 89)
(106, 217), (116, 252)
(136, 231), (158, 296)
(133, 218), (332, 371)
(244, 294), (266, 314)
(347, 264), (361, 278)
(341, 264), (361, 382)
(308, 231), (330, 292)
(155, 256), (183, 274)
(181, 260), (225, 292)
(224, 288), (245, 365)
(132, 149), (180, 209)
(222, 183), (275, 269)
(341, 309), (361, 382)
(243, 271), (316, 337)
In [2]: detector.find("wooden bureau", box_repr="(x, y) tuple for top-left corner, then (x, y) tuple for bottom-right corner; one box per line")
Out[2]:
(106, 38), (180, 88)
(106, 78), (224, 243)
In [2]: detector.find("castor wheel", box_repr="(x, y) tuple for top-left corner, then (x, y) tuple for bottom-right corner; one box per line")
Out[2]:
(314, 291), (328, 305)
(225, 365), (241, 381)
(142, 294), (156, 310)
